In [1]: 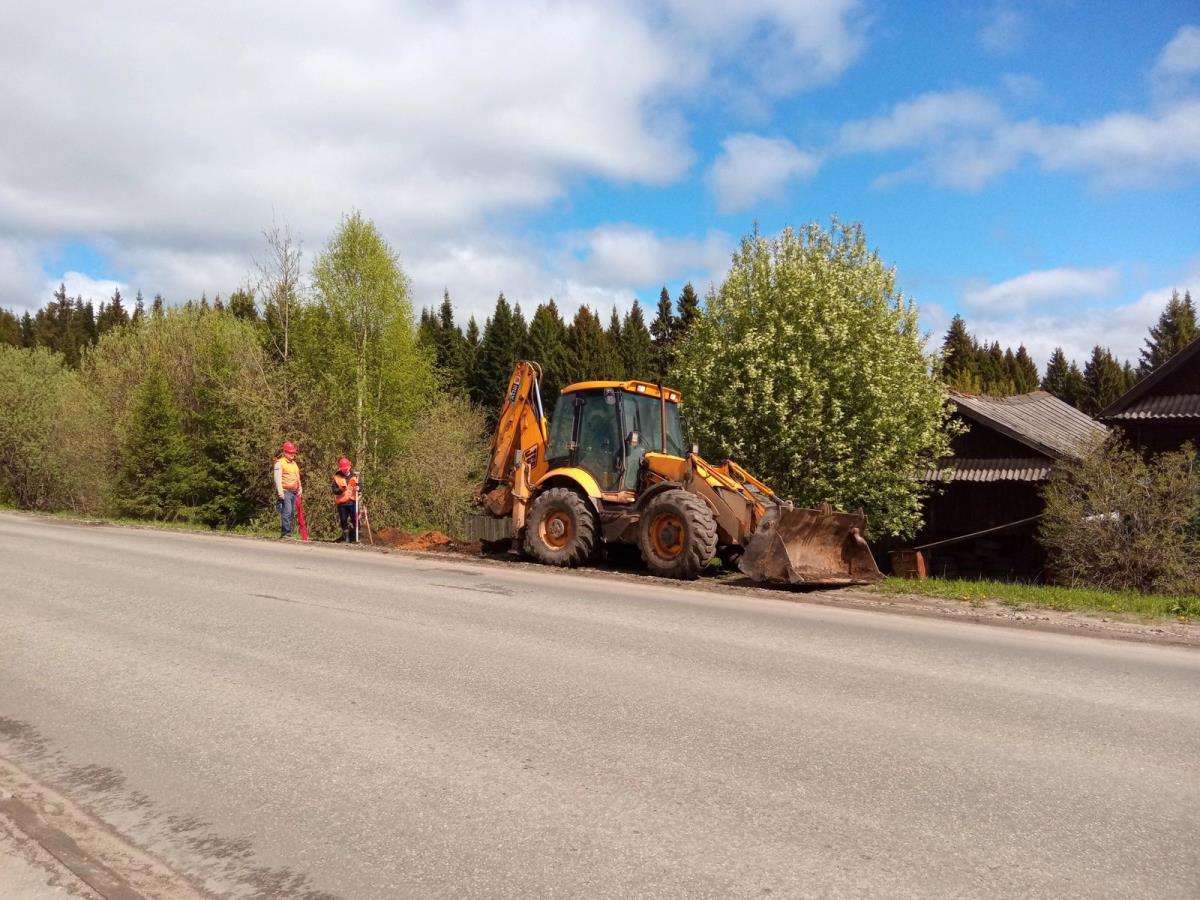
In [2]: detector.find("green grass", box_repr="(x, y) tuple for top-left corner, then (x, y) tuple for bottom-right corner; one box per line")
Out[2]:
(873, 576), (1200, 620)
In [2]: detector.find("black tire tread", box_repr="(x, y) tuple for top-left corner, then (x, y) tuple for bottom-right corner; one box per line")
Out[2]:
(638, 489), (717, 580)
(523, 487), (597, 568)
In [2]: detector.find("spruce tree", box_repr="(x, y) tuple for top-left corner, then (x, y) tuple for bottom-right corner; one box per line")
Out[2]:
(1042, 347), (1070, 397)
(606, 308), (625, 379)
(186, 344), (255, 527)
(982, 342), (1012, 396)
(0, 309), (20, 346)
(19, 312), (34, 347)
(1082, 346), (1128, 415)
(675, 282), (701, 341)
(132, 290), (146, 324)
(526, 300), (570, 405)
(472, 294), (523, 411)
(463, 315), (480, 391)
(1013, 345), (1039, 393)
(416, 306), (439, 351)
(98, 287), (129, 334)
(565, 306), (616, 382)
(1063, 362), (1088, 409)
(433, 290), (470, 395)
(940, 315), (979, 391)
(619, 299), (655, 381)
(151, 294), (165, 317)
(649, 286), (676, 380)
(512, 302), (529, 360)
(61, 298), (89, 366)
(1139, 289), (1197, 376)
(228, 288), (257, 321)
(118, 369), (194, 520)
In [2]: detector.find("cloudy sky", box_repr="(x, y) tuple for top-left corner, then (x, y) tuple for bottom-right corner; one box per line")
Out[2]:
(1, 1), (1197, 365)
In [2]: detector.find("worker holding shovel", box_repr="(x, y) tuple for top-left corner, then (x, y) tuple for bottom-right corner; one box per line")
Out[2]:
(331, 457), (359, 543)
(273, 441), (303, 539)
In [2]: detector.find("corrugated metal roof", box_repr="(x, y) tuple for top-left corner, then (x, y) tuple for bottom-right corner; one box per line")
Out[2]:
(1104, 393), (1200, 420)
(949, 390), (1106, 460)
(1101, 333), (1200, 419)
(923, 457), (1054, 483)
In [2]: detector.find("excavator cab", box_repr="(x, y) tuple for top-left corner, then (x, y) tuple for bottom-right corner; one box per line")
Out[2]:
(545, 383), (687, 492)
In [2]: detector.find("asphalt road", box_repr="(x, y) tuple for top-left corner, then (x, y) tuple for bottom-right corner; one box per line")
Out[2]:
(1, 512), (1198, 899)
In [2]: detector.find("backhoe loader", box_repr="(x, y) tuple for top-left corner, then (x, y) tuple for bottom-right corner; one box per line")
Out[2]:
(465, 361), (882, 585)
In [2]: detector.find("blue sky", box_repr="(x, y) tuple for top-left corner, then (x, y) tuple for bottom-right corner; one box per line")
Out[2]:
(1, 2), (1197, 367)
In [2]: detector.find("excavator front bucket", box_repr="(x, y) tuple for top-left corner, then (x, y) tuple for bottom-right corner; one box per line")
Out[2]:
(739, 503), (883, 587)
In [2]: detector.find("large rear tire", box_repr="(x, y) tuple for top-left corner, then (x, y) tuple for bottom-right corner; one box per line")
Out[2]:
(637, 489), (717, 580)
(523, 487), (597, 568)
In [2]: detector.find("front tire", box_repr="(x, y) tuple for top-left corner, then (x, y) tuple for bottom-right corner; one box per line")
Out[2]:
(523, 488), (597, 567)
(638, 489), (717, 579)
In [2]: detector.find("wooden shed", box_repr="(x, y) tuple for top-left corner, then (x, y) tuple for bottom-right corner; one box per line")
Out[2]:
(908, 390), (1107, 580)
(1100, 335), (1200, 453)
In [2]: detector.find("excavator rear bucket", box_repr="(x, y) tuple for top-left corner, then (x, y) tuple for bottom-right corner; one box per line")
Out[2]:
(739, 503), (883, 587)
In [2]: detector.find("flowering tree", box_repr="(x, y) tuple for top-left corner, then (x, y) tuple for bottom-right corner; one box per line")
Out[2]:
(673, 221), (955, 537)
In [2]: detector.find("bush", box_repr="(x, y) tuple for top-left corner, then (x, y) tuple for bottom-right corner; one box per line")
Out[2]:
(381, 395), (489, 537)
(0, 346), (107, 513)
(1040, 437), (1199, 595)
(83, 307), (283, 527)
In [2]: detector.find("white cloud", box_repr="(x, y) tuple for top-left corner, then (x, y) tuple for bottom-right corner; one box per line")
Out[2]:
(1151, 24), (1200, 94)
(838, 90), (1002, 154)
(707, 135), (820, 212)
(662, 0), (867, 97)
(836, 87), (1200, 191)
(565, 224), (732, 288)
(963, 266), (1120, 313)
(1032, 101), (1200, 188)
(978, 5), (1028, 55)
(0, 1), (870, 315)
(1002, 73), (1042, 102)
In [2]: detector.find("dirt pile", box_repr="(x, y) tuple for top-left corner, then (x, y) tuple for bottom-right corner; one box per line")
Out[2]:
(376, 528), (460, 552)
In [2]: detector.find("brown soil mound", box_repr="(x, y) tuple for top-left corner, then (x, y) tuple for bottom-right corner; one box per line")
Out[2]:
(376, 527), (457, 551)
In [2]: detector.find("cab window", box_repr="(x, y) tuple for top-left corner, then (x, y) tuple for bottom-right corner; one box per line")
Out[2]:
(575, 390), (623, 490)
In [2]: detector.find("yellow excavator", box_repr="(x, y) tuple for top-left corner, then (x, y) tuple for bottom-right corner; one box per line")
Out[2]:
(465, 361), (882, 586)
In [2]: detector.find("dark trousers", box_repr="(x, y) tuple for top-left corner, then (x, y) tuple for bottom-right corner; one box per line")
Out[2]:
(337, 502), (357, 542)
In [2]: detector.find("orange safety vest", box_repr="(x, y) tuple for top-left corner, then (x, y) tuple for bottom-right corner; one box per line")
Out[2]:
(276, 456), (301, 492)
(332, 471), (358, 505)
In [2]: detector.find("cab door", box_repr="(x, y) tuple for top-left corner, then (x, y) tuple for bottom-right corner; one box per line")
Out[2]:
(573, 389), (624, 491)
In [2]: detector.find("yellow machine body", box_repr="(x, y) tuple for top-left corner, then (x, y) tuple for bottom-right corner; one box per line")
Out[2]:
(469, 361), (882, 585)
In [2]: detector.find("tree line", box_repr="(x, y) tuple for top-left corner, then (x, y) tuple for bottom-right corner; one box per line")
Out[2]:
(2, 216), (1195, 557)
(939, 289), (1196, 416)
(415, 282), (702, 412)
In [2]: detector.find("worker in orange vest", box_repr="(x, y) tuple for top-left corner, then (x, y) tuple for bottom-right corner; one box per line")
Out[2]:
(273, 441), (302, 538)
(331, 458), (359, 542)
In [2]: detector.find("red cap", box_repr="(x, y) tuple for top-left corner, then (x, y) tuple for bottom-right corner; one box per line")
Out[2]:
(338, 457), (352, 473)
(281, 441), (297, 455)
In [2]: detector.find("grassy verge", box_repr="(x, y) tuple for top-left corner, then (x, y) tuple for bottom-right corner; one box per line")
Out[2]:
(872, 576), (1200, 620)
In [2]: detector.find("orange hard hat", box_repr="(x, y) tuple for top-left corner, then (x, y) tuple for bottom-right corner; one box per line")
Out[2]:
(282, 441), (297, 455)
(337, 457), (352, 473)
